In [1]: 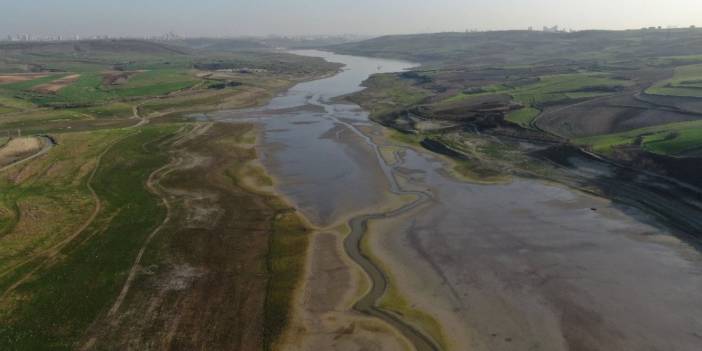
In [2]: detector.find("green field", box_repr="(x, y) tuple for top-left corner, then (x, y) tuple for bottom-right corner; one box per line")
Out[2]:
(506, 107), (541, 127)
(576, 119), (702, 155)
(647, 64), (702, 98)
(10, 70), (199, 107)
(0, 74), (67, 92)
(0, 39), (340, 128)
(265, 210), (310, 349)
(115, 70), (198, 96)
(0, 109), (94, 132)
(74, 102), (134, 119)
(0, 131), (119, 263)
(348, 74), (431, 121)
(0, 126), (177, 350)
(442, 84), (508, 105)
(446, 73), (628, 105)
(513, 73), (626, 104)
(649, 55), (702, 67)
(0, 96), (34, 111)
(442, 73), (630, 126)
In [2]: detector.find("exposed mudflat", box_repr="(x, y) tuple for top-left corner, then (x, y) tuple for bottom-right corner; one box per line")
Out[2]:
(371, 147), (702, 350)
(209, 50), (702, 350)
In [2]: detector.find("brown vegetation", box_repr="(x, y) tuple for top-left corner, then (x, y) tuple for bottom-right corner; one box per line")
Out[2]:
(32, 74), (81, 94)
(81, 122), (309, 350)
(0, 136), (43, 167)
(0, 73), (48, 84)
(101, 71), (137, 86)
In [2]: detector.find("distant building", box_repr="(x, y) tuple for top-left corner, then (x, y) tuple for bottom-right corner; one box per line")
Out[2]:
(543, 25), (560, 33)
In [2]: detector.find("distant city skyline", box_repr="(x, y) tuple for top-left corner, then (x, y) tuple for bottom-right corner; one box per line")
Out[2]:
(5, 24), (700, 44)
(1, 0), (700, 38)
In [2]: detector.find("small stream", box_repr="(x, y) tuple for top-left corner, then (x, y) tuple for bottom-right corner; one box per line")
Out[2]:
(209, 50), (440, 349)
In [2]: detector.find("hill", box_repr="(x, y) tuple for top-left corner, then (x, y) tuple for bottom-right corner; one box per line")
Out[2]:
(338, 29), (702, 187)
(170, 38), (270, 52)
(0, 39), (191, 55)
(331, 29), (702, 66)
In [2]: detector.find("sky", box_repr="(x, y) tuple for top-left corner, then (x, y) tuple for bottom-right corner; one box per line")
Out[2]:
(1, 0), (700, 38)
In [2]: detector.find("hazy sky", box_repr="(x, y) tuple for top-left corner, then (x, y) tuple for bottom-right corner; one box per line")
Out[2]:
(1, 0), (700, 37)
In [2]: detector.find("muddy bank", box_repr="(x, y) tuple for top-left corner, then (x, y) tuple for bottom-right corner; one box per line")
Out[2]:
(370, 145), (702, 351)
(533, 145), (702, 246)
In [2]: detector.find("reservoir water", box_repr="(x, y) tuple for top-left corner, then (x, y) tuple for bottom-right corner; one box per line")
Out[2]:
(208, 50), (702, 351)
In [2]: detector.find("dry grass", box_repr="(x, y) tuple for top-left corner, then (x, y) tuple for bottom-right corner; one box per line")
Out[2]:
(0, 131), (126, 278)
(101, 71), (138, 86)
(140, 85), (280, 116)
(0, 137), (43, 167)
(31, 74), (81, 94)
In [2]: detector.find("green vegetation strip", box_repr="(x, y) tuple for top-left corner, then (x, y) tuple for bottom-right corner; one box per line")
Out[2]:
(0, 75), (67, 92)
(350, 74), (431, 121)
(647, 63), (702, 98)
(444, 73), (630, 127)
(576, 119), (702, 155)
(446, 73), (626, 105)
(25, 70), (198, 107)
(506, 107), (540, 127)
(264, 210), (309, 350)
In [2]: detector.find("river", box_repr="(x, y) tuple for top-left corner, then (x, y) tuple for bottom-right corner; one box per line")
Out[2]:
(209, 50), (702, 351)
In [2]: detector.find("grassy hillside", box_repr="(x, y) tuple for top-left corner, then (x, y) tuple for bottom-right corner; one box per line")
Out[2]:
(331, 29), (702, 66)
(0, 127), (171, 349)
(333, 28), (702, 202)
(341, 29), (702, 164)
(0, 39), (331, 349)
(647, 63), (702, 98)
(0, 39), (340, 134)
(440, 72), (632, 126)
(575, 119), (702, 155)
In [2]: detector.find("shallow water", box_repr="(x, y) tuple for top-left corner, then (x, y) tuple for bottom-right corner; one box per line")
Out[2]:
(211, 50), (415, 226)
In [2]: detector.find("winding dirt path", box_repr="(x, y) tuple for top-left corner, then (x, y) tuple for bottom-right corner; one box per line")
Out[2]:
(106, 123), (212, 320)
(129, 105), (150, 128)
(0, 136), (55, 173)
(0, 108), (186, 296)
